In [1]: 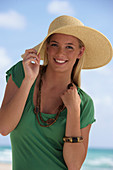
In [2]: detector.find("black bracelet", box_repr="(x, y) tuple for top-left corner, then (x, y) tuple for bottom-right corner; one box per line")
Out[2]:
(63, 136), (83, 143)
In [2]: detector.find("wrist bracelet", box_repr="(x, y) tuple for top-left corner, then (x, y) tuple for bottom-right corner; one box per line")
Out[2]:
(63, 136), (83, 143)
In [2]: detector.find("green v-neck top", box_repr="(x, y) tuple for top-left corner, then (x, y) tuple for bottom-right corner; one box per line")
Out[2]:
(6, 61), (96, 170)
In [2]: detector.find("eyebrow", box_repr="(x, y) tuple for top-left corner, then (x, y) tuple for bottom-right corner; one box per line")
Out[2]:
(66, 43), (74, 45)
(50, 41), (58, 43)
(50, 41), (75, 46)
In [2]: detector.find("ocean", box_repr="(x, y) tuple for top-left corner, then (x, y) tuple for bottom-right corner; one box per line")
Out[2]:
(0, 146), (113, 169)
(81, 148), (113, 170)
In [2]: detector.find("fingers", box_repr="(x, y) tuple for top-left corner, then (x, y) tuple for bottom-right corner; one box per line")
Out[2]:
(23, 48), (40, 64)
(61, 83), (78, 98)
(25, 48), (37, 55)
(24, 57), (39, 65)
(24, 53), (40, 62)
(24, 48), (38, 58)
(67, 83), (77, 91)
(67, 83), (73, 89)
(60, 83), (81, 110)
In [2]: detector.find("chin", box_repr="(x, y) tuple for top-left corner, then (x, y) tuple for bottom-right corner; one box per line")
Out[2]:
(50, 65), (72, 74)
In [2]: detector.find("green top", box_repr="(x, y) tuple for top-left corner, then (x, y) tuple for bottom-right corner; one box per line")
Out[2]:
(6, 61), (96, 170)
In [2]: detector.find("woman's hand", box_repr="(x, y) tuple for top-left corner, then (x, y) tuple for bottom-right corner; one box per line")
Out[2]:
(60, 84), (81, 115)
(22, 48), (40, 84)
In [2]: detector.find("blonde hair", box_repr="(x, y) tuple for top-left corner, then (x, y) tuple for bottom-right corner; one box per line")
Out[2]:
(71, 38), (85, 86)
(72, 55), (85, 87)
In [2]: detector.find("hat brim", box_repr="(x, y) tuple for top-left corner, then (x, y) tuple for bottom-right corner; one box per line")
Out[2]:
(22, 25), (112, 69)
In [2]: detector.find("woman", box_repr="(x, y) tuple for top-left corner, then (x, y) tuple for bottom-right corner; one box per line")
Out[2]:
(0, 15), (112, 170)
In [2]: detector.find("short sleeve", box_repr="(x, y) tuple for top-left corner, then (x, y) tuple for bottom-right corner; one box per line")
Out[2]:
(6, 60), (25, 88)
(78, 88), (96, 129)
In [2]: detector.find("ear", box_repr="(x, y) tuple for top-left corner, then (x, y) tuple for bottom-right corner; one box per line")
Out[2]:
(78, 47), (85, 59)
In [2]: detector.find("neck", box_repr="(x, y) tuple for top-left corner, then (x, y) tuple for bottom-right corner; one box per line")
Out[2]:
(42, 66), (72, 90)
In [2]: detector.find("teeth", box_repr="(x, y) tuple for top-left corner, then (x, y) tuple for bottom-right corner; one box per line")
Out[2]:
(55, 59), (66, 63)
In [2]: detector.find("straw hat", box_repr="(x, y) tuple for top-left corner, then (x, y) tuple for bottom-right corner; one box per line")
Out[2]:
(21, 15), (112, 86)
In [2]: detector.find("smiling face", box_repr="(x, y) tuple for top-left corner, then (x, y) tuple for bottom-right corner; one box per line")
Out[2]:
(46, 33), (85, 74)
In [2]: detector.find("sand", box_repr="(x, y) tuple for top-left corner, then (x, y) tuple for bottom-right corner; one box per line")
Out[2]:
(0, 163), (12, 170)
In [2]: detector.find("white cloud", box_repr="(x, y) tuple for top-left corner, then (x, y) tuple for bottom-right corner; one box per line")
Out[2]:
(0, 47), (12, 80)
(0, 10), (26, 29)
(0, 47), (12, 69)
(47, 0), (74, 15)
(0, 47), (13, 106)
(94, 95), (113, 107)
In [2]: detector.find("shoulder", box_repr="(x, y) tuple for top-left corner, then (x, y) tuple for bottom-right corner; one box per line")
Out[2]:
(77, 86), (93, 105)
(6, 60), (25, 88)
(6, 60), (23, 77)
(77, 87), (95, 128)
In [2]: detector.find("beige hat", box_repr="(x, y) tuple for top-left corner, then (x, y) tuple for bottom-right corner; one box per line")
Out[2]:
(21, 15), (112, 86)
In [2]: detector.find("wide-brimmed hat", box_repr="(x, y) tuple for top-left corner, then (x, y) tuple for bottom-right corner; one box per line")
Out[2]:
(22, 15), (112, 69)
(21, 15), (112, 87)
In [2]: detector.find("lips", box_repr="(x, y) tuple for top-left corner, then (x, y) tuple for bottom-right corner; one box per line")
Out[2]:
(54, 58), (68, 64)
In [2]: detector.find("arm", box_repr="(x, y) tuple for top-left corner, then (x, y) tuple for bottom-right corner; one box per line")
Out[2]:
(63, 109), (91, 170)
(0, 49), (40, 136)
(0, 76), (33, 136)
(61, 85), (91, 170)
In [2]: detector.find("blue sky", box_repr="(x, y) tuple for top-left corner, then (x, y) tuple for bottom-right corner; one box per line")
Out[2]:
(0, 0), (113, 148)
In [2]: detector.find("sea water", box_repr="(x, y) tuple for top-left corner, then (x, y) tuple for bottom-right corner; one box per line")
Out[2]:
(82, 148), (113, 170)
(0, 146), (113, 169)
(0, 146), (12, 164)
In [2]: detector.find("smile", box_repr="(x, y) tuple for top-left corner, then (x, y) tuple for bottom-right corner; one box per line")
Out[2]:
(54, 58), (68, 64)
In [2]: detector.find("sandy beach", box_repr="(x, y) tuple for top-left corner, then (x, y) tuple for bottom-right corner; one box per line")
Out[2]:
(0, 163), (12, 170)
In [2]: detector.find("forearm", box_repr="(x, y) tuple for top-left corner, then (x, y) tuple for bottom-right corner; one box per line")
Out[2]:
(63, 109), (85, 170)
(63, 143), (85, 170)
(0, 79), (32, 135)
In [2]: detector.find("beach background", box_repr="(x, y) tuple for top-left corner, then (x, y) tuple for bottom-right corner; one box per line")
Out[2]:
(0, 0), (113, 169)
(0, 146), (113, 170)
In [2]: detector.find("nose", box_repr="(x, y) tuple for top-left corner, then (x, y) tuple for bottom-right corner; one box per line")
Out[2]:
(57, 47), (65, 58)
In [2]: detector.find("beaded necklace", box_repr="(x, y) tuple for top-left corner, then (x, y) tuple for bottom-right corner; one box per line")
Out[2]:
(34, 67), (65, 127)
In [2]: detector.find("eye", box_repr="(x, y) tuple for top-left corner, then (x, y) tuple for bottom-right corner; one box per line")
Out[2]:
(66, 46), (74, 50)
(50, 43), (58, 47)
